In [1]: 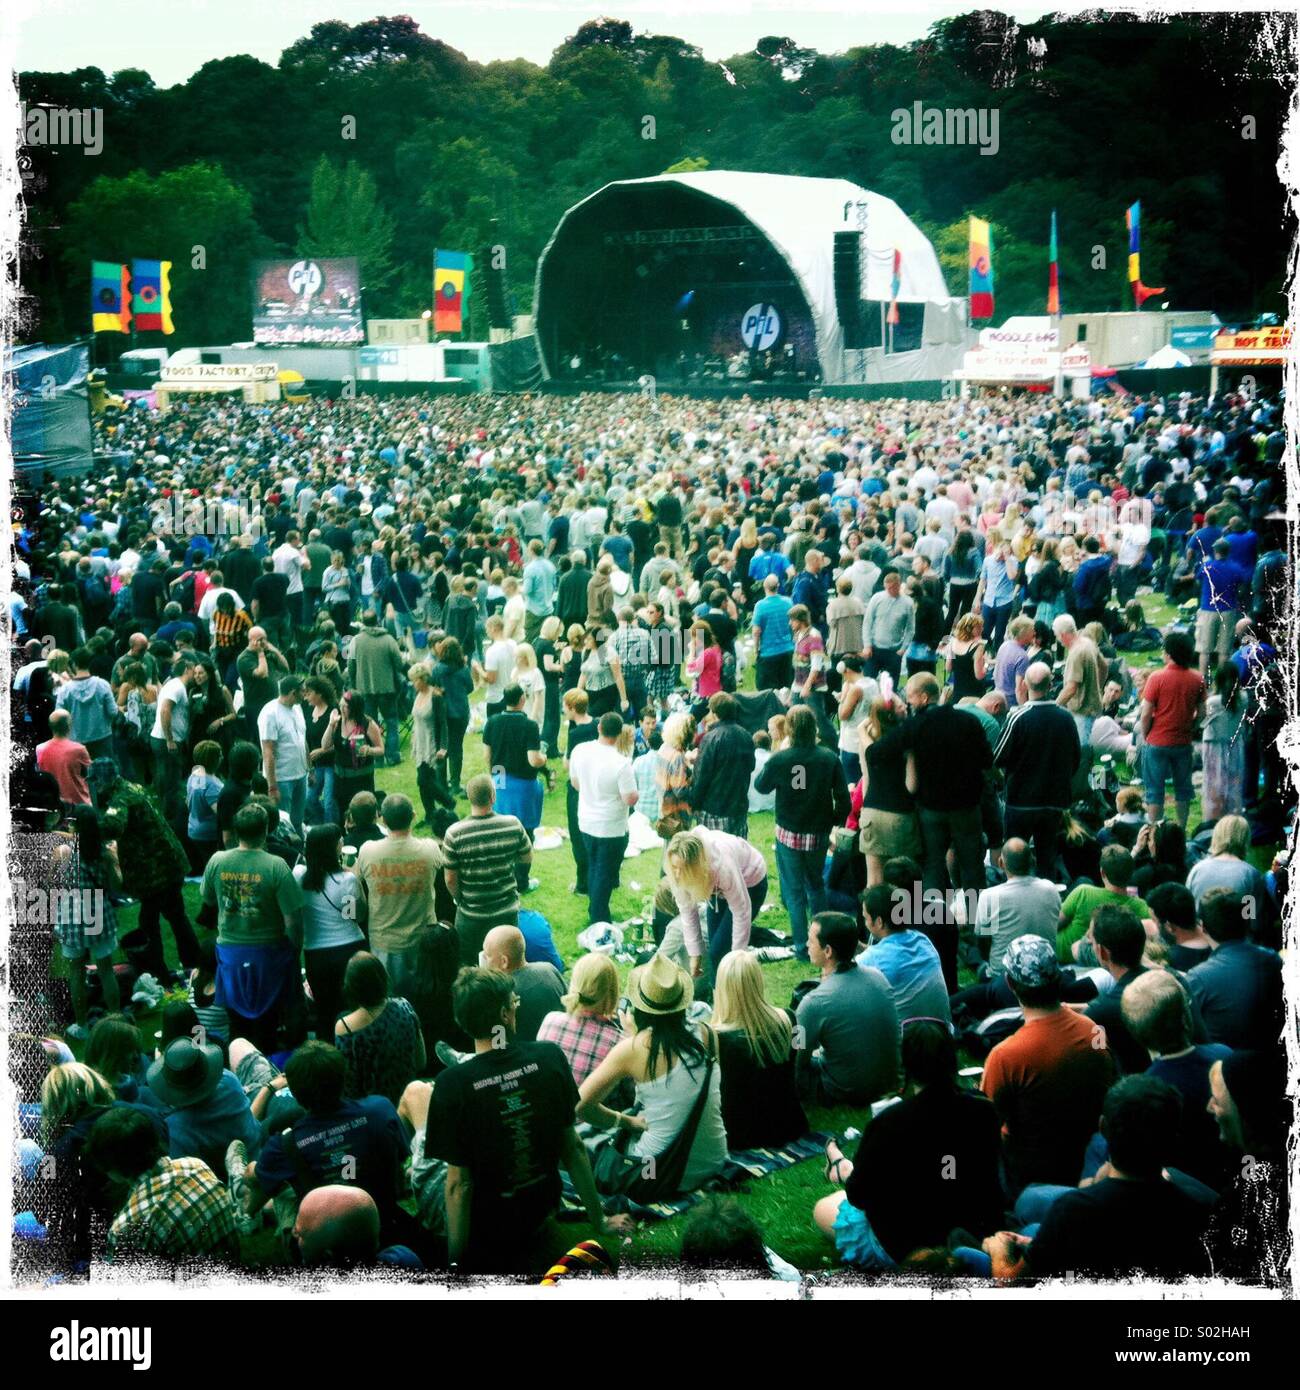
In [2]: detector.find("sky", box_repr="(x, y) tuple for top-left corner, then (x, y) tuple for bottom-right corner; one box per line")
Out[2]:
(12, 0), (1064, 85)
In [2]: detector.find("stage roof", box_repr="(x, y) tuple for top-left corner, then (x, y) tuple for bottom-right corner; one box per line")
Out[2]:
(534, 171), (956, 383)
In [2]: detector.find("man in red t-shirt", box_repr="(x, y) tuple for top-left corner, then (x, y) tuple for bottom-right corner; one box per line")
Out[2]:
(1139, 630), (1205, 827)
(982, 936), (1115, 1192)
(36, 709), (92, 807)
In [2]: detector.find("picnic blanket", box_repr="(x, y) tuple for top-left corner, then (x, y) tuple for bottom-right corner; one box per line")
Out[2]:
(560, 1131), (831, 1222)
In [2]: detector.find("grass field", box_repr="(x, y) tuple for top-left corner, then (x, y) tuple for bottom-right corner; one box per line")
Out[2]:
(93, 589), (1260, 1274)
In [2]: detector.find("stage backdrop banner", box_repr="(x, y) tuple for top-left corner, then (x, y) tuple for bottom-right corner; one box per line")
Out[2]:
(252, 258), (363, 345)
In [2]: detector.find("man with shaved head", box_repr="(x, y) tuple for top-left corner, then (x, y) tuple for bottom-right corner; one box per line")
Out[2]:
(993, 661), (1081, 880)
(480, 924), (565, 1043)
(292, 1185), (382, 1268)
(235, 625), (288, 736)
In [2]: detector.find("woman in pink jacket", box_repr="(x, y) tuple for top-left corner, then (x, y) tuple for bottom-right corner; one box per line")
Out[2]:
(664, 826), (768, 990)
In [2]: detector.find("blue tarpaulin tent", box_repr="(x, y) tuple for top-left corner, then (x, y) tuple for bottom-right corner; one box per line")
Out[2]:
(7, 342), (94, 483)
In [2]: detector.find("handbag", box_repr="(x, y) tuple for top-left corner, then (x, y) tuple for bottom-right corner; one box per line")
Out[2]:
(591, 1040), (716, 1202)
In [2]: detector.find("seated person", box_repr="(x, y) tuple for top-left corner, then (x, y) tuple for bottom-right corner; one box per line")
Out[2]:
(1057, 846), (1151, 966)
(1098, 786), (1146, 850)
(146, 1036), (260, 1179)
(816, 1021), (1003, 1270)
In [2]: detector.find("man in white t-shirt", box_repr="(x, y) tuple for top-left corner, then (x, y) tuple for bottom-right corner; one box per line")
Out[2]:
(473, 615), (517, 718)
(568, 712), (639, 925)
(150, 655), (198, 824)
(257, 673), (309, 833)
(198, 578), (244, 639)
(272, 531), (311, 630)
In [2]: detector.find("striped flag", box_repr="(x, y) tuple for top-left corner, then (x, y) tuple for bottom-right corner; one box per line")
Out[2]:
(91, 261), (131, 332)
(1047, 210), (1060, 315)
(968, 217), (994, 320)
(1126, 202), (1165, 308)
(887, 247), (902, 326)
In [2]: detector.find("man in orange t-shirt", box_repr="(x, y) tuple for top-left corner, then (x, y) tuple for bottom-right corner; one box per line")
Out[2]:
(982, 936), (1115, 1193)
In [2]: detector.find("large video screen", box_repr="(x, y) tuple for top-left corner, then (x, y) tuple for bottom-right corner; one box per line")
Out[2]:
(251, 258), (363, 345)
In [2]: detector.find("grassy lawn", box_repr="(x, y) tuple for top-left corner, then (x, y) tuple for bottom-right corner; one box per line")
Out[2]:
(91, 588), (1270, 1274)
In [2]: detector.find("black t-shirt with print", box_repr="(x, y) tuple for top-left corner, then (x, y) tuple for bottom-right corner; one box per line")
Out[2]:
(424, 1040), (578, 1259)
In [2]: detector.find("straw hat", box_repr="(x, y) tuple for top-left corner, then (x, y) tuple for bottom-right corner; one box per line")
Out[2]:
(627, 954), (693, 1016)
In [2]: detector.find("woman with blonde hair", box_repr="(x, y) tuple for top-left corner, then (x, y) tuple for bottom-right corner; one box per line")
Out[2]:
(34, 1062), (135, 1269)
(537, 952), (624, 1086)
(858, 697), (920, 886)
(653, 710), (695, 838)
(1186, 813), (1275, 930)
(944, 610), (988, 701)
(408, 661), (454, 827)
(664, 826), (768, 988)
(712, 951), (807, 1149)
(534, 614), (566, 755)
(512, 642), (546, 727)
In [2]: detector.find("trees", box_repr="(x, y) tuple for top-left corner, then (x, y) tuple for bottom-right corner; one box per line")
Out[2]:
(297, 158), (396, 301)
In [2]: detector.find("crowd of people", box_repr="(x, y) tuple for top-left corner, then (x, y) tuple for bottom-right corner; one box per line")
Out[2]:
(8, 380), (1292, 1285)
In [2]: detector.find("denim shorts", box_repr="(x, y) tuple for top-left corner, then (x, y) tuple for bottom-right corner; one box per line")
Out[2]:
(1143, 742), (1194, 804)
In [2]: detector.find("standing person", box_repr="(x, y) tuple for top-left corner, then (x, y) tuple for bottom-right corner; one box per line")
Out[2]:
(896, 672), (990, 899)
(54, 648), (118, 759)
(857, 697), (921, 888)
(184, 741), (225, 876)
(609, 606), (651, 718)
(409, 662), (455, 830)
(235, 628), (288, 738)
(150, 655), (198, 826)
(303, 676), (339, 828)
(271, 530), (310, 634)
(483, 684), (547, 894)
(441, 773), (534, 967)
(36, 710), (91, 810)
(794, 912), (901, 1107)
(835, 656), (875, 786)
(1052, 614), (1105, 748)
(258, 674), (308, 836)
(862, 570), (915, 686)
(755, 704), (850, 963)
(993, 614), (1035, 709)
(431, 636), (473, 796)
(993, 662), (1082, 879)
(1200, 664), (1249, 820)
(562, 689), (598, 896)
(789, 604), (828, 707)
(294, 824), (367, 1035)
(973, 532), (1019, 650)
(686, 692), (755, 839)
(685, 620), (723, 709)
(522, 539), (557, 646)
(322, 691), (385, 810)
(201, 802), (304, 1054)
(943, 529), (982, 629)
(750, 574), (794, 690)
(354, 794), (444, 1044)
(534, 616), (566, 757)
(575, 625), (627, 719)
(568, 712), (639, 926)
(473, 614), (517, 723)
(1194, 537), (1250, 679)
(53, 806), (122, 1038)
(1140, 630), (1206, 829)
(1071, 535), (1114, 629)
(347, 611), (407, 767)
(826, 576), (866, 685)
(664, 827), (768, 987)
(94, 759), (200, 984)
(981, 936), (1115, 1195)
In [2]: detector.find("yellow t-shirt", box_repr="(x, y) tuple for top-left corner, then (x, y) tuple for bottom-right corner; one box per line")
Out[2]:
(356, 834), (444, 954)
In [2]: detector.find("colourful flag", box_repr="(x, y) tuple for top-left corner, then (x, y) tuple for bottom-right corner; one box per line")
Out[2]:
(92, 261), (131, 332)
(132, 259), (174, 333)
(969, 217), (994, 320)
(1047, 210), (1060, 316)
(434, 249), (471, 334)
(1125, 202), (1164, 309)
(887, 248), (902, 326)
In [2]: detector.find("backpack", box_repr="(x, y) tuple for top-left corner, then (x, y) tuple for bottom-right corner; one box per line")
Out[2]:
(81, 573), (110, 610)
(174, 571), (197, 612)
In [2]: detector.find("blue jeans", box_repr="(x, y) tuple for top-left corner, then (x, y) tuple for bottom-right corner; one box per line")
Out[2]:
(1143, 742), (1193, 808)
(774, 839), (825, 960)
(307, 764), (339, 828)
(276, 776), (307, 835)
(705, 876), (769, 982)
(583, 833), (628, 925)
(982, 602), (1013, 649)
(1014, 1131), (1109, 1224)
(372, 691), (403, 764)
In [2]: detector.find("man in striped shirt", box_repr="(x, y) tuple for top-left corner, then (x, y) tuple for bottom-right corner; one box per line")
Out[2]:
(441, 773), (534, 966)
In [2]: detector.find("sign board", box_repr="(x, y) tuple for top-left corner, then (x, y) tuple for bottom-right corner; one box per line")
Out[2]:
(360, 347), (399, 367)
(251, 258), (363, 346)
(1210, 326), (1291, 366)
(741, 303), (782, 351)
(978, 317), (1060, 351)
(161, 362), (278, 383)
(1169, 325), (1220, 352)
